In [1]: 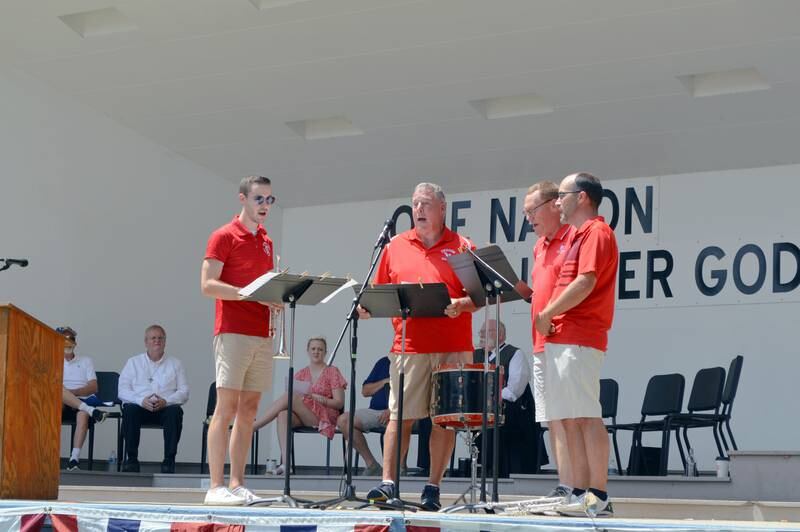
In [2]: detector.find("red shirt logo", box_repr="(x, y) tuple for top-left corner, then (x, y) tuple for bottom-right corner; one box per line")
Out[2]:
(440, 248), (457, 261)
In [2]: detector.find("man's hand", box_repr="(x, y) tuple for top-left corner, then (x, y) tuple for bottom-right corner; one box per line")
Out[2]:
(534, 311), (555, 336)
(444, 298), (464, 318)
(141, 397), (156, 412)
(379, 409), (390, 425)
(356, 304), (372, 320)
(152, 396), (167, 411)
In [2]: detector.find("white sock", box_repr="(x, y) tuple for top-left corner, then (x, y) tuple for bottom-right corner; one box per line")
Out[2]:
(382, 479), (394, 485)
(78, 403), (94, 415)
(70, 448), (81, 461)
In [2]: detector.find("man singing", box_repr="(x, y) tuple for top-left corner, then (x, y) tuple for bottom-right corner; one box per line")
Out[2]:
(361, 182), (477, 511)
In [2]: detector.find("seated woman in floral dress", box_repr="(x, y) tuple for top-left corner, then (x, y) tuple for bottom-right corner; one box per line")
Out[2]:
(254, 336), (346, 474)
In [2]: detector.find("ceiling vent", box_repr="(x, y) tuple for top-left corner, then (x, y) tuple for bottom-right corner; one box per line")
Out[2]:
(471, 92), (553, 120)
(249, 0), (313, 9)
(286, 116), (364, 140)
(678, 67), (770, 98)
(59, 7), (137, 38)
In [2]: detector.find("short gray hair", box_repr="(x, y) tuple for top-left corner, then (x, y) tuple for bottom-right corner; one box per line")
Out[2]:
(414, 182), (446, 202)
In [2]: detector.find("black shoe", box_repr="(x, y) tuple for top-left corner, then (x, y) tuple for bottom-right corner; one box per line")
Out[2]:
(420, 484), (441, 511)
(91, 409), (107, 423)
(160, 459), (175, 474)
(66, 459), (80, 471)
(121, 459), (140, 473)
(366, 481), (395, 503)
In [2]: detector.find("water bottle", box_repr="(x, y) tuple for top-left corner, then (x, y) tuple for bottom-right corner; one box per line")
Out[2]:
(108, 450), (117, 472)
(685, 448), (698, 477)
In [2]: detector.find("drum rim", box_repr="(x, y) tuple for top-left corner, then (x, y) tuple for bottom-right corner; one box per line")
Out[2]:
(432, 412), (497, 428)
(433, 362), (497, 372)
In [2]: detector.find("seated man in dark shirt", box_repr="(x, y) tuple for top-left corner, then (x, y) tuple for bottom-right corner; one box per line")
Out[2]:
(337, 356), (390, 476)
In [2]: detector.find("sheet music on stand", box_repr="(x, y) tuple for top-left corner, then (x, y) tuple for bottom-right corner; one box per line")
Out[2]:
(447, 245), (531, 306)
(355, 282), (451, 318)
(240, 271), (357, 304)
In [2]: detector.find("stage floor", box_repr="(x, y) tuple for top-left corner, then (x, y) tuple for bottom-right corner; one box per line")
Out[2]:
(2, 497), (800, 532)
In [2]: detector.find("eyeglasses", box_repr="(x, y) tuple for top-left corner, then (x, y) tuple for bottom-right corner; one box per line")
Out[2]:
(523, 198), (554, 217)
(252, 194), (276, 205)
(557, 190), (581, 199)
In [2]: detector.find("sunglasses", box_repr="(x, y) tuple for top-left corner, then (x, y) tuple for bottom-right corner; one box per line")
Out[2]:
(252, 194), (276, 206)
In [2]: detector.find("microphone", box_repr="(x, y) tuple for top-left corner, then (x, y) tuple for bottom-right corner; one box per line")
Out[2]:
(3, 259), (28, 267)
(373, 218), (395, 249)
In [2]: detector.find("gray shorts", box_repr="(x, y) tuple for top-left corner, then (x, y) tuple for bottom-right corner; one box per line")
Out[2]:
(355, 408), (386, 431)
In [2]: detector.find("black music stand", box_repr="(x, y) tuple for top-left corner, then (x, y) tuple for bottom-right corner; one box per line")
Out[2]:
(239, 271), (352, 508)
(312, 222), (394, 510)
(447, 245), (529, 509)
(357, 282), (451, 511)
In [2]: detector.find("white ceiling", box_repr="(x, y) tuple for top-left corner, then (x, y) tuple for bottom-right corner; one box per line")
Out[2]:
(3, 0), (800, 206)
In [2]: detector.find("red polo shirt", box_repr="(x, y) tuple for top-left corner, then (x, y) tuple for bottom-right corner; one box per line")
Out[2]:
(546, 216), (618, 352)
(205, 216), (274, 337)
(530, 224), (576, 353)
(374, 228), (475, 354)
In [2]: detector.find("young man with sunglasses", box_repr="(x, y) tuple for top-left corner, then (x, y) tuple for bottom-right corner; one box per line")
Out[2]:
(201, 175), (281, 505)
(534, 173), (619, 517)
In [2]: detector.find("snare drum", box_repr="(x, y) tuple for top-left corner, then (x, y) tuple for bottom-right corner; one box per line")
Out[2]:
(431, 363), (504, 429)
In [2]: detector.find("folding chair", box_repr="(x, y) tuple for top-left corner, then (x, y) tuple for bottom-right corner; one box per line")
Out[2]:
(609, 373), (685, 476)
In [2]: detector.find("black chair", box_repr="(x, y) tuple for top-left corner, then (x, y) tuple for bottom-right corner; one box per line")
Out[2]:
(669, 366), (726, 469)
(610, 373), (685, 476)
(95, 371), (124, 472)
(672, 356), (743, 458)
(719, 355), (744, 453)
(291, 424), (341, 476)
(61, 372), (121, 471)
(200, 382), (258, 474)
(600, 378), (623, 475)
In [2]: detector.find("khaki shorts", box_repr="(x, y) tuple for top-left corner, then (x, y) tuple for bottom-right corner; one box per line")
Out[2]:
(388, 351), (472, 421)
(213, 334), (273, 392)
(542, 343), (604, 421)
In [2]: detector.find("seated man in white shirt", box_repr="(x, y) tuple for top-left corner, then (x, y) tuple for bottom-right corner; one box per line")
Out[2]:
(57, 326), (108, 471)
(474, 319), (547, 477)
(118, 324), (189, 473)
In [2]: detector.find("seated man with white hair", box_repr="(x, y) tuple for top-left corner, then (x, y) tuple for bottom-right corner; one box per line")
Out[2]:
(118, 324), (189, 474)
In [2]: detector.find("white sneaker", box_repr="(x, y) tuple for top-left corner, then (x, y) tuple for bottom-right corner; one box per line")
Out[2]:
(558, 492), (614, 517)
(230, 485), (263, 504)
(204, 486), (246, 506)
(543, 491), (577, 516)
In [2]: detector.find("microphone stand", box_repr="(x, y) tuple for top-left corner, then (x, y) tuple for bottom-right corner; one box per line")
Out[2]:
(0, 259), (29, 273)
(313, 219), (393, 509)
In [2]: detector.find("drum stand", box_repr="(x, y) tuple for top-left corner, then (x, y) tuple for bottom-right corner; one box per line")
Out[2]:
(440, 295), (499, 514)
(441, 427), (481, 513)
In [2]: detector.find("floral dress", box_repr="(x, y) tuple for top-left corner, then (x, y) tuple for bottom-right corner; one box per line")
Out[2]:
(295, 365), (347, 439)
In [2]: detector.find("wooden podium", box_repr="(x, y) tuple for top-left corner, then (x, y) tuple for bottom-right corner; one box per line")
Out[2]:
(0, 304), (64, 499)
